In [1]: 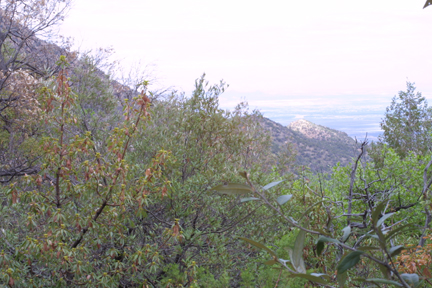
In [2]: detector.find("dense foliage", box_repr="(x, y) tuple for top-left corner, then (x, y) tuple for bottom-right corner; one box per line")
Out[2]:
(1, 1), (432, 287)
(234, 145), (432, 287)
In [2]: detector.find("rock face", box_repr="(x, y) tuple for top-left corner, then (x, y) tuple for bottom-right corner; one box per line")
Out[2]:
(260, 117), (359, 174)
(289, 119), (356, 146)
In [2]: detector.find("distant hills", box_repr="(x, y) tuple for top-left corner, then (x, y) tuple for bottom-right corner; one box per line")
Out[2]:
(261, 117), (359, 173)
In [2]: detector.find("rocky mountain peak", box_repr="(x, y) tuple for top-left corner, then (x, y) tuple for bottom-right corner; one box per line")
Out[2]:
(289, 118), (352, 142)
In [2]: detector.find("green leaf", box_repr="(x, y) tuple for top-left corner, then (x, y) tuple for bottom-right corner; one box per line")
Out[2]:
(385, 223), (418, 240)
(348, 216), (364, 222)
(337, 271), (347, 288)
(354, 278), (403, 287)
(389, 245), (404, 257)
(287, 247), (306, 273)
(341, 225), (351, 242)
(336, 251), (364, 275)
(264, 259), (278, 265)
(288, 273), (329, 285)
(240, 197), (259, 203)
(316, 236), (341, 256)
(276, 194), (292, 206)
(317, 241), (325, 257)
(364, 232), (379, 240)
(357, 246), (380, 251)
(314, 228), (331, 237)
(371, 201), (386, 226)
(239, 237), (277, 258)
(375, 228), (387, 251)
(239, 171), (248, 179)
(376, 213), (395, 227)
(401, 273), (420, 287)
(262, 180), (284, 191)
(210, 183), (253, 195)
(378, 263), (391, 279)
(292, 230), (306, 273)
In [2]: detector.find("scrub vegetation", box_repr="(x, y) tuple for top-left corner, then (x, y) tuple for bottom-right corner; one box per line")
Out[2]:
(1, 0), (432, 287)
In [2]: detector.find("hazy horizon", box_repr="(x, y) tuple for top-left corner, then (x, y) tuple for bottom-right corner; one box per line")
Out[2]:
(218, 89), (399, 141)
(57, 0), (432, 142)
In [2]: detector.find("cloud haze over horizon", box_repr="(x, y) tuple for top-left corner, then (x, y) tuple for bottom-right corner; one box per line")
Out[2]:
(219, 90), (391, 140)
(58, 0), (432, 140)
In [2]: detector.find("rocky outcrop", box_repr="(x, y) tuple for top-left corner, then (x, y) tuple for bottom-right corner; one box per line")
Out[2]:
(260, 117), (359, 174)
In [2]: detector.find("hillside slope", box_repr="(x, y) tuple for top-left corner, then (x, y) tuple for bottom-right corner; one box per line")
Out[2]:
(261, 117), (358, 173)
(15, 30), (357, 175)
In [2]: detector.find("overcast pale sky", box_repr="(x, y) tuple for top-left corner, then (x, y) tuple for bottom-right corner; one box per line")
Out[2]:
(58, 0), (432, 139)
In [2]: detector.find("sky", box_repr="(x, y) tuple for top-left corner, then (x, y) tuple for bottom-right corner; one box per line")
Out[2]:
(58, 0), (432, 140)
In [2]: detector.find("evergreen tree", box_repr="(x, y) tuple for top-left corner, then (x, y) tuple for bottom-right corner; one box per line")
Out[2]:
(379, 81), (432, 158)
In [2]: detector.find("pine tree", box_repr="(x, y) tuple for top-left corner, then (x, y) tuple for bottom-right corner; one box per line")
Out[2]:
(380, 81), (432, 158)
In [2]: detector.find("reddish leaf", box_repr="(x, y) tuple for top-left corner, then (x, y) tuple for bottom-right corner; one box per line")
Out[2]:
(423, 267), (432, 278)
(11, 190), (17, 204)
(173, 220), (180, 236)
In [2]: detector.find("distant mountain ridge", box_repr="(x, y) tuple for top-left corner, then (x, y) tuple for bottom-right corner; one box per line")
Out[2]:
(260, 117), (358, 173)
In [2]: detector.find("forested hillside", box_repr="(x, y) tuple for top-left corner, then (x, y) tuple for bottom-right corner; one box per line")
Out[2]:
(1, 1), (432, 287)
